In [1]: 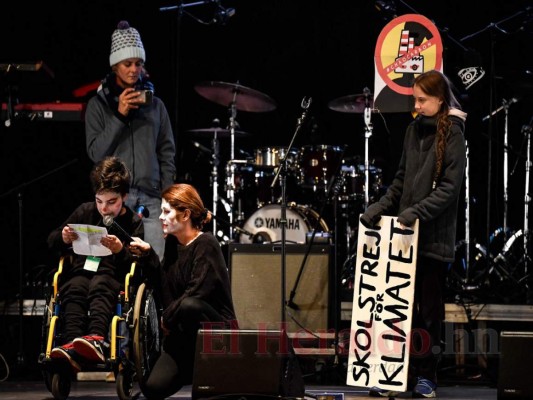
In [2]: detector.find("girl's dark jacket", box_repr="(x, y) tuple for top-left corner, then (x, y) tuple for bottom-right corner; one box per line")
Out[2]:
(361, 109), (467, 263)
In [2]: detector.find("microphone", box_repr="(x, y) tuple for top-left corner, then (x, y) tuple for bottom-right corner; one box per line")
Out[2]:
(191, 140), (213, 155)
(103, 215), (134, 243)
(219, 197), (232, 213)
(135, 204), (150, 219)
(481, 97), (520, 122)
(522, 115), (533, 135)
(363, 87), (371, 108)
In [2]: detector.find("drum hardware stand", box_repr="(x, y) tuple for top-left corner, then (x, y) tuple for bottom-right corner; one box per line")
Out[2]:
(225, 88), (240, 240)
(496, 97), (519, 233)
(480, 97), (519, 276)
(459, 140), (474, 289)
(271, 96), (312, 325)
(0, 158), (78, 373)
(363, 87), (373, 210)
(483, 119), (532, 302)
(224, 159), (248, 225)
(211, 131), (220, 234)
(464, 140), (471, 285)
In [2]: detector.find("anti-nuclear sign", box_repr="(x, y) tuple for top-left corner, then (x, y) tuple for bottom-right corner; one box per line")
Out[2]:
(373, 14), (443, 113)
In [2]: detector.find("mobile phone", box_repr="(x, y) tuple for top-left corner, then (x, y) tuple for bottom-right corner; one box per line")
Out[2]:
(137, 89), (153, 105)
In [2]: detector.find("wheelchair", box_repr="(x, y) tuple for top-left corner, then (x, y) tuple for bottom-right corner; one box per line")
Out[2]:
(38, 255), (162, 400)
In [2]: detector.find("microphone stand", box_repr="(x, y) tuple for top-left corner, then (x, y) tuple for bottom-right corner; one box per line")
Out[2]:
(0, 158), (78, 372)
(270, 97), (312, 326)
(286, 149), (344, 367)
(464, 141), (471, 285)
(523, 122), (532, 303)
(286, 149), (345, 310)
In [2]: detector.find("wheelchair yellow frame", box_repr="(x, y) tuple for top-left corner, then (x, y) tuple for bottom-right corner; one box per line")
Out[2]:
(43, 256), (138, 362)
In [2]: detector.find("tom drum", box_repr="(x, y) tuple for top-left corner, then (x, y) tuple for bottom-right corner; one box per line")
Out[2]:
(297, 144), (344, 189)
(254, 147), (298, 168)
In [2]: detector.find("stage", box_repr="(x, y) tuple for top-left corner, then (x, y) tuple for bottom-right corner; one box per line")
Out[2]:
(0, 379), (497, 400)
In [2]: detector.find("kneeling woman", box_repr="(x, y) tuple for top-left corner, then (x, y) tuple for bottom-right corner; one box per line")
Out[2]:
(130, 183), (237, 399)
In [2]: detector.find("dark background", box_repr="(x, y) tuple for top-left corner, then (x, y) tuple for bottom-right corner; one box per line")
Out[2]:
(1, 1), (532, 314)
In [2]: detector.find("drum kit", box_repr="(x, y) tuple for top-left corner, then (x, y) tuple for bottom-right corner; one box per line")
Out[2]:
(190, 81), (384, 247)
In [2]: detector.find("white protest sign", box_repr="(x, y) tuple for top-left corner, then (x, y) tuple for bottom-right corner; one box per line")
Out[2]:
(346, 215), (419, 392)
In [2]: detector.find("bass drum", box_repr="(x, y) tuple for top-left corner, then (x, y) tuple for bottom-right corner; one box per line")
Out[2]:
(238, 203), (329, 244)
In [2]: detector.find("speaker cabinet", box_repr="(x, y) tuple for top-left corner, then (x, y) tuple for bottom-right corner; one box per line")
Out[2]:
(229, 243), (331, 332)
(192, 329), (304, 399)
(498, 331), (533, 399)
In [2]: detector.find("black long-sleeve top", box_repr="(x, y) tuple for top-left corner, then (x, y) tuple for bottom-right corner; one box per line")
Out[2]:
(143, 232), (237, 331)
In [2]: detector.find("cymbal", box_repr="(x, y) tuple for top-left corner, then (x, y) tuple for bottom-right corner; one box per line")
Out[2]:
(328, 93), (374, 113)
(187, 127), (251, 138)
(194, 81), (277, 112)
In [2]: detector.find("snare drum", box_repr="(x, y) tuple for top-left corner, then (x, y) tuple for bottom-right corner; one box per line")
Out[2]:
(297, 144), (344, 189)
(238, 203), (329, 244)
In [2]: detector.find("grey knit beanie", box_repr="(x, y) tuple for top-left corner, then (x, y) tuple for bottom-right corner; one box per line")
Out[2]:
(109, 21), (146, 66)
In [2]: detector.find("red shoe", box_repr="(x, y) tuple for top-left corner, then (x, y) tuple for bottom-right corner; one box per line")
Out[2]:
(73, 335), (109, 363)
(50, 342), (81, 373)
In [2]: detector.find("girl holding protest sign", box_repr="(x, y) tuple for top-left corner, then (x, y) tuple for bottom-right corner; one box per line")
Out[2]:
(360, 69), (467, 398)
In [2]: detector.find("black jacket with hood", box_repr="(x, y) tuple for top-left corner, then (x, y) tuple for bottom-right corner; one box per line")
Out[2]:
(361, 110), (467, 262)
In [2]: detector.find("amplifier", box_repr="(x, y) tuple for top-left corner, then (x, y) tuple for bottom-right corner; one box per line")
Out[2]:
(498, 331), (533, 399)
(192, 329), (304, 399)
(228, 243), (332, 333)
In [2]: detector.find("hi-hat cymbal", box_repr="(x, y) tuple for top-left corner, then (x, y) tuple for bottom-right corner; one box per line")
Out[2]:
(187, 127), (251, 138)
(194, 81), (277, 112)
(328, 93), (374, 113)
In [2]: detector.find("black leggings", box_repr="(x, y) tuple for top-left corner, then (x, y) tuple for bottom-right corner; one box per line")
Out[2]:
(141, 297), (225, 400)
(409, 256), (448, 385)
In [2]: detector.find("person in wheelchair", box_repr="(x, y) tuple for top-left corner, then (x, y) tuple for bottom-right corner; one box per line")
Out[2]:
(129, 183), (237, 399)
(47, 156), (143, 372)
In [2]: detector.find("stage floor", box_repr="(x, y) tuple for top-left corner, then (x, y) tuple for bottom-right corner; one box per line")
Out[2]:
(0, 380), (497, 400)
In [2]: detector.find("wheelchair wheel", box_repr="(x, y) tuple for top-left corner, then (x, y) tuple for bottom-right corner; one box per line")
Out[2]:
(42, 370), (53, 393)
(51, 372), (71, 400)
(116, 368), (134, 400)
(133, 282), (161, 387)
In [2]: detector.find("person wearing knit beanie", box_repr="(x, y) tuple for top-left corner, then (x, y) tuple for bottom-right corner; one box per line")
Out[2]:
(86, 20), (176, 264)
(109, 20), (146, 66)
